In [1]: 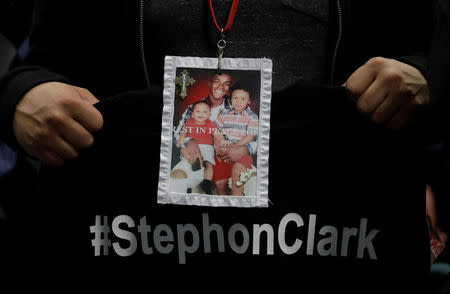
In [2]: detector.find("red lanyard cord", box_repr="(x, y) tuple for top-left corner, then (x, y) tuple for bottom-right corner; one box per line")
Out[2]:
(207, 0), (240, 33)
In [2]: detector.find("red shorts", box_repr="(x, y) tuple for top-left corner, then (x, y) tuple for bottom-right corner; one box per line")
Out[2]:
(213, 154), (253, 182)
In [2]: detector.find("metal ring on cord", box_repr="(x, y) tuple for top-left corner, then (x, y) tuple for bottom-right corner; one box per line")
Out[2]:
(217, 39), (227, 50)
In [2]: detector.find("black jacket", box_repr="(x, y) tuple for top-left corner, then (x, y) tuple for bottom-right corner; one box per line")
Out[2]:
(0, 0), (434, 149)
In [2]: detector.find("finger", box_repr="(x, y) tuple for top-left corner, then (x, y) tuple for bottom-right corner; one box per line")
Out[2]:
(221, 153), (231, 162)
(183, 151), (193, 164)
(355, 77), (389, 116)
(386, 100), (418, 129)
(198, 155), (204, 168)
(216, 153), (224, 162)
(42, 133), (79, 159)
(371, 90), (408, 125)
(181, 147), (192, 164)
(72, 100), (104, 132)
(74, 87), (99, 104)
(57, 119), (94, 149)
(37, 148), (64, 166)
(215, 151), (223, 162)
(386, 108), (413, 130)
(344, 63), (377, 102)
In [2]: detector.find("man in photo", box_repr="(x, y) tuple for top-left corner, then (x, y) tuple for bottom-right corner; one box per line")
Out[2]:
(170, 71), (232, 194)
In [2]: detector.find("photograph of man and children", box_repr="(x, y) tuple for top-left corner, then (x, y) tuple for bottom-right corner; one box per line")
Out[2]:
(169, 68), (261, 197)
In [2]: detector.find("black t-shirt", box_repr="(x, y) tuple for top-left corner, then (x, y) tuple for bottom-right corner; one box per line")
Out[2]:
(30, 84), (431, 294)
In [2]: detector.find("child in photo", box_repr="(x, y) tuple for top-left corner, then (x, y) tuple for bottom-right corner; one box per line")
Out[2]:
(177, 100), (217, 194)
(213, 81), (259, 196)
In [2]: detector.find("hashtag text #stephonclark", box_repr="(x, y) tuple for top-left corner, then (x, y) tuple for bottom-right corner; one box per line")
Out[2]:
(90, 213), (379, 264)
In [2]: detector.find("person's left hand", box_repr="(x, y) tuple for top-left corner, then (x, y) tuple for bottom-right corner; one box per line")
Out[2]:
(344, 57), (429, 129)
(216, 144), (249, 163)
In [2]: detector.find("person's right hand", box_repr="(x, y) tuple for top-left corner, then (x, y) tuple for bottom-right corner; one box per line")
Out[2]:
(13, 82), (104, 166)
(180, 140), (203, 166)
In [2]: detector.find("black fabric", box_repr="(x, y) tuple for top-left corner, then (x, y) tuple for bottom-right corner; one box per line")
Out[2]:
(430, 0), (450, 132)
(144, 0), (330, 90)
(429, 0), (450, 234)
(0, 155), (39, 294)
(0, 1), (435, 146)
(0, 0), (33, 48)
(30, 83), (431, 293)
(0, 33), (16, 77)
(332, 0), (433, 85)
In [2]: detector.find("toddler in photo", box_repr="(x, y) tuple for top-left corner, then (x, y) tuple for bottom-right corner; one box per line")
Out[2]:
(177, 100), (217, 194)
(214, 81), (259, 196)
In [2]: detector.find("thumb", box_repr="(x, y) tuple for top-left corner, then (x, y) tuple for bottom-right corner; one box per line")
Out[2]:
(343, 82), (359, 103)
(73, 86), (100, 104)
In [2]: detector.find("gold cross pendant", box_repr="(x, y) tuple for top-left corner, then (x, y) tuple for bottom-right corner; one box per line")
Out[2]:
(174, 70), (196, 99)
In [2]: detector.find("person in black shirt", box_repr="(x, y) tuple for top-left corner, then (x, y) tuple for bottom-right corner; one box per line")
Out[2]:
(0, 1), (440, 293)
(0, 1), (433, 166)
